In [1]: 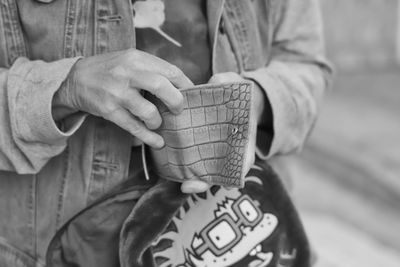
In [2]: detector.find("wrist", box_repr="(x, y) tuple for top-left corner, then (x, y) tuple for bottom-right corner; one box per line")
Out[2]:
(52, 76), (79, 121)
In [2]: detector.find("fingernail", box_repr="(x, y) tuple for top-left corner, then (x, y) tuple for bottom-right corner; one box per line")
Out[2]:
(181, 181), (210, 194)
(155, 137), (165, 149)
(173, 94), (185, 114)
(175, 106), (184, 115)
(170, 106), (183, 115)
(223, 186), (234, 191)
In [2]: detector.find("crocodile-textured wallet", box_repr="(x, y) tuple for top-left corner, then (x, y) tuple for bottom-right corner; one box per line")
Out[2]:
(147, 81), (254, 188)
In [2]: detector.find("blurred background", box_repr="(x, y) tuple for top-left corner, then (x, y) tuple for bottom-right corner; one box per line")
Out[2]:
(291, 0), (400, 266)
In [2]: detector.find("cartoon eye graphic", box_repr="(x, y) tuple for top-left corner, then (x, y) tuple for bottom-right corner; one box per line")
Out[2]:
(238, 199), (259, 222)
(207, 220), (237, 250)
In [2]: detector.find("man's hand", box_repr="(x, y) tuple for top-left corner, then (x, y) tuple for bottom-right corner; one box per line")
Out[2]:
(54, 49), (193, 148)
(181, 72), (266, 194)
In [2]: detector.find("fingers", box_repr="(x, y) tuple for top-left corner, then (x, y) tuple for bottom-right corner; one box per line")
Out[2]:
(127, 50), (194, 88)
(104, 108), (165, 149)
(129, 71), (185, 114)
(243, 149), (255, 177)
(181, 180), (211, 194)
(111, 50), (193, 114)
(243, 107), (257, 176)
(153, 55), (193, 88)
(120, 89), (162, 130)
(159, 63), (194, 89)
(243, 126), (256, 176)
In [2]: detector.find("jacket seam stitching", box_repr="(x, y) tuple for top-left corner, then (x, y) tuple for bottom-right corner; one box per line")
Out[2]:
(1, 0), (27, 65)
(63, 0), (76, 58)
(55, 146), (70, 230)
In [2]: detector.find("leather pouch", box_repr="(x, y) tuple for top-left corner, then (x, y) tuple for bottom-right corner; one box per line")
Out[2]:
(147, 81), (254, 188)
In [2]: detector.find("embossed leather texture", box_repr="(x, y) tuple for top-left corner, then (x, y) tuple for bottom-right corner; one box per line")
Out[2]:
(147, 81), (254, 188)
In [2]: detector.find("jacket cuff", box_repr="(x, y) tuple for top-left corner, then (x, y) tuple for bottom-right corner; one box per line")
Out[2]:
(8, 57), (84, 146)
(243, 63), (303, 159)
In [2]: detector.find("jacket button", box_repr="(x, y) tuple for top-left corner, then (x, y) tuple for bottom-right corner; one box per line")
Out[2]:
(219, 18), (226, 34)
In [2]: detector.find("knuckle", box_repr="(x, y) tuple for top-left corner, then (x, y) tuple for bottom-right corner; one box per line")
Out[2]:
(211, 73), (224, 82)
(126, 48), (139, 60)
(141, 104), (158, 120)
(109, 65), (129, 78)
(167, 65), (183, 78)
(102, 101), (118, 117)
(125, 49), (144, 66)
(111, 85), (127, 100)
(117, 90), (135, 107)
(152, 76), (167, 93)
(128, 121), (143, 135)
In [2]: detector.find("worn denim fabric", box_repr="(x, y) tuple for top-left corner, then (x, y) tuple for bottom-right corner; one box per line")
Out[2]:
(0, 0), (332, 265)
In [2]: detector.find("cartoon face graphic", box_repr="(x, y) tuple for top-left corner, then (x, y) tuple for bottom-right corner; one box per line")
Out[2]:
(152, 177), (280, 267)
(187, 195), (277, 267)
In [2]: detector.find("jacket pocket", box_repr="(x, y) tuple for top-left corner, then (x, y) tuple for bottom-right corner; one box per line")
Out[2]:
(0, 237), (42, 267)
(46, 181), (152, 267)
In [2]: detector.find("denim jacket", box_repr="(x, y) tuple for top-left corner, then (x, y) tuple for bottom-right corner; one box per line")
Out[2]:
(0, 0), (331, 265)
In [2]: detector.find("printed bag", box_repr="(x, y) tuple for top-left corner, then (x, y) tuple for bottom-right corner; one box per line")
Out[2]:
(46, 162), (311, 267)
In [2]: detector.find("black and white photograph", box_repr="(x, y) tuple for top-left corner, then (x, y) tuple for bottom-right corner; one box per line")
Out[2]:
(0, 0), (398, 266)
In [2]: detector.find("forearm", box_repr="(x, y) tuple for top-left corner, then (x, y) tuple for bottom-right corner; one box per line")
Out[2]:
(0, 57), (85, 174)
(243, 0), (333, 158)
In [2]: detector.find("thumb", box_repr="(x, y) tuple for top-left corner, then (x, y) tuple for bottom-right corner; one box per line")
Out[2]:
(181, 180), (211, 194)
(208, 72), (243, 84)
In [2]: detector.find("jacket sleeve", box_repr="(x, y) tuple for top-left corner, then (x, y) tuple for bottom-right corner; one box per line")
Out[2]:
(243, 0), (333, 159)
(0, 57), (86, 174)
